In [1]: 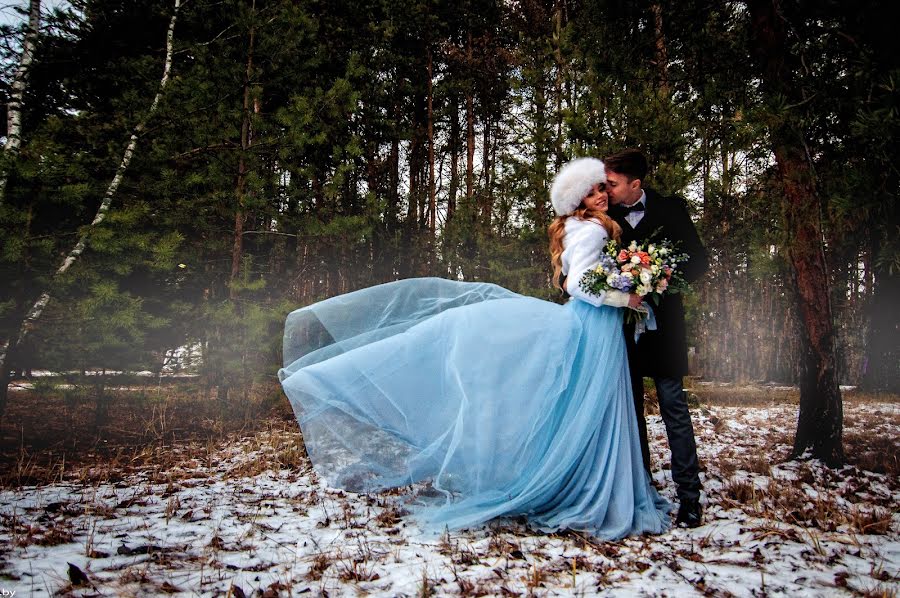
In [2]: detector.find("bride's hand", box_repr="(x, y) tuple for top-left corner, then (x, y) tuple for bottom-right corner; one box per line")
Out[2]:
(627, 294), (643, 309)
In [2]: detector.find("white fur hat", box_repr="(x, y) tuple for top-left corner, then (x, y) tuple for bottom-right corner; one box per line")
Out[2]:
(550, 157), (606, 216)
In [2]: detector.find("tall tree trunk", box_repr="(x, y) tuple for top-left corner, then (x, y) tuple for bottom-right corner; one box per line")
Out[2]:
(480, 117), (491, 228)
(427, 49), (436, 237)
(407, 90), (424, 276)
(465, 31), (475, 205)
(364, 134), (383, 280)
(463, 31), (478, 271)
(749, 0), (843, 465)
(404, 47), (429, 277)
(552, 0), (564, 169)
(533, 80), (549, 225)
(408, 118), (421, 229)
(230, 0), (256, 298)
(862, 183), (900, 392)
(445, 95), (460, 277)
(701, 129), (710, 217)
(389, 95), (400, 230)
(381, 96), (400, 280)
(0, 0), (41, 204)
(0, 0), (183, 417)
(448, 96), (459, 224)
(650, 2), (670, 96)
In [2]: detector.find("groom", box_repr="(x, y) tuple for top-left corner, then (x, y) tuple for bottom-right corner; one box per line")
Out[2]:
(604, 148), (708, 528)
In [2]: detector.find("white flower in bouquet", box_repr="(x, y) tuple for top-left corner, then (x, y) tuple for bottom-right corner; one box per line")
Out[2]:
(628, 240), (638, 252)
(651, 264), (660, 274)
(630, 255), (642, 265)
(636, 283), (652, 296)
(639, 269), (653, 284)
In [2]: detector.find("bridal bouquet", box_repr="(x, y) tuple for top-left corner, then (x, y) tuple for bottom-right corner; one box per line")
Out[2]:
(579, 238), (688, 318)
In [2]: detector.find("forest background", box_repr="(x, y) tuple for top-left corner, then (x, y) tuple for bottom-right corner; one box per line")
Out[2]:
(0, 0), (897, 452)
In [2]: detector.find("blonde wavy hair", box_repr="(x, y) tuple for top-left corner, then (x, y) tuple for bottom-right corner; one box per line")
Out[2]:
(549, 206), (622, 292)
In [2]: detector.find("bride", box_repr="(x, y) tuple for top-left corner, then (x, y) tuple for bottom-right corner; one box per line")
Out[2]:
(278, 157), (670, 539)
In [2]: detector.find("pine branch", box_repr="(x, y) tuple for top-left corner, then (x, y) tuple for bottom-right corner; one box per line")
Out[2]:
(170, 142), (238, 160)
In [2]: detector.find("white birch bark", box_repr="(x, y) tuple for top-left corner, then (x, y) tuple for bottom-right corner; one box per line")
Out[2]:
(0, 0), (183, 412)
(0, 0), (42, 204)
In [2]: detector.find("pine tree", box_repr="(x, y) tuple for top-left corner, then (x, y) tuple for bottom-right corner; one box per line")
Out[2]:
(1, 0), (183, 417)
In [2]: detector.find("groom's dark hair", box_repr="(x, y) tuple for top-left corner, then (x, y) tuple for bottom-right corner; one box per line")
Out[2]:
(604, 149), (648, 183)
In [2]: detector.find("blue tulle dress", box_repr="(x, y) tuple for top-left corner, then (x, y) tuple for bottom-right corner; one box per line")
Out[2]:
(278, 277), (670, 540)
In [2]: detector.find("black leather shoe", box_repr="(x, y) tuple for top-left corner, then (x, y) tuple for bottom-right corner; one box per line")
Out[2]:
(675, 499), (703, 528)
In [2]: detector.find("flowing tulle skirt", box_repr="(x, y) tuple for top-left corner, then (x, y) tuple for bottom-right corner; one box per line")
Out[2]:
(278, 277), (669, 539)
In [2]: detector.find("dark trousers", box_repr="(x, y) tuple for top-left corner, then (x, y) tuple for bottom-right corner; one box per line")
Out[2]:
(630, 368), (702, 502)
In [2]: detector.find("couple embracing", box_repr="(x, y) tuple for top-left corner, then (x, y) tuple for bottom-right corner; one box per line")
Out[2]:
(278, 149), (708, 539)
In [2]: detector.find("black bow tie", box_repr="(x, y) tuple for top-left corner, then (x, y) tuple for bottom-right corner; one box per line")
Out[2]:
(621, 202), (645, 214)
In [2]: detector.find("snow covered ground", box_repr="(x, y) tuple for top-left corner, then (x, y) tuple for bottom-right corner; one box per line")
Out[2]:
(0, 401), (897, 597)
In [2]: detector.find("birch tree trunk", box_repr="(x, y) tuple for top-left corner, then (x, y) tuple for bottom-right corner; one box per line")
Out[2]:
(0, 0), (183, 417)
(0, 0), (41, 205)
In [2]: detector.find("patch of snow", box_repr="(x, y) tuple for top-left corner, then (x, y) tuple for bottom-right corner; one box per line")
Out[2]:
(0, 403), (896, 596)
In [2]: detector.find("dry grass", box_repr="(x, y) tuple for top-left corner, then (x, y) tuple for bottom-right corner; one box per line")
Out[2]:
(735, 454), (772, 476)
(374, 503), (406, 528)
(0, 380), (294, 488)
(845, 430), (900, 477)
(336, 555), (379, 583)
(642, 386), (660, 416)
(721, 478), (759, 505)
(849, 507), (893, 536)
(709, 454), (897, 538)
(305, 552), (331, 581)
(685, 379), (801, 406)
(1, 380), (897, 596)
(708, 468), (897, 537)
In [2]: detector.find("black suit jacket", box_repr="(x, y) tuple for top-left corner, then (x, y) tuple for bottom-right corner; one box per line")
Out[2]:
(610, 189), (708, 377)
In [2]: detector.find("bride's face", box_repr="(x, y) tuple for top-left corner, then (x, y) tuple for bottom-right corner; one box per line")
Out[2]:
(582, 183), (608, 212)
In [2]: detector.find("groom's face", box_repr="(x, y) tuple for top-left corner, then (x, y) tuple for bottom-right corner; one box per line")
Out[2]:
(605, 170), (642, 206)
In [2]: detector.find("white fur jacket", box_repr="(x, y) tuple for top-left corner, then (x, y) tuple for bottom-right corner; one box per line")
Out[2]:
(561, 217), (627, 308)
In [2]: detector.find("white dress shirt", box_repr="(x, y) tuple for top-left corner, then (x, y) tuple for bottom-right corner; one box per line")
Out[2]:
(624, 190), (648, 228)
